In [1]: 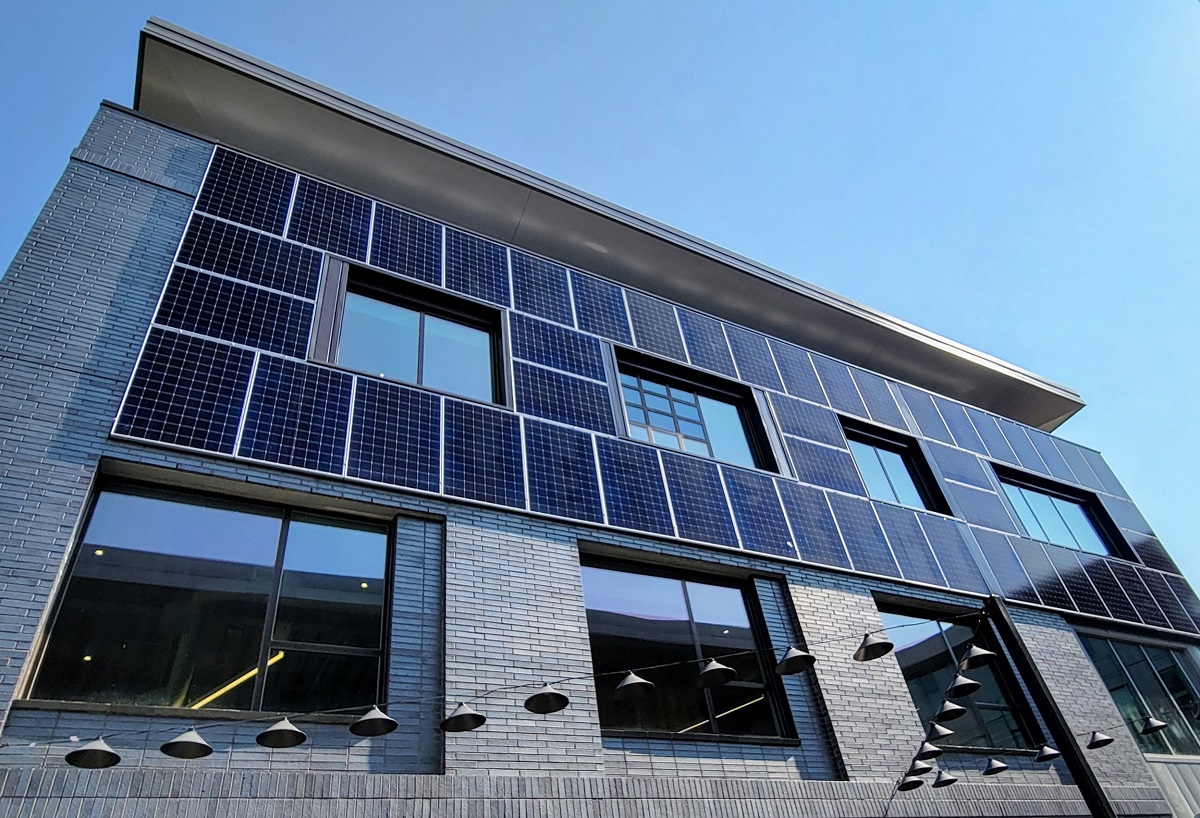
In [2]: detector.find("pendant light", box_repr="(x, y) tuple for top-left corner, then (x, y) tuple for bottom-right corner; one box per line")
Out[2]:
(1140, 716), (1168, 735)
(1086, 731), (1114, 750)
(775, 646), (816, 675)
(440, 703), (486, 733)
(897, 776), (924, 791)
(524, 684), (570, 714)
(256, 718), (307, 748)
(612, 671), (655, 701)
(933, 701), (967, 723)
(65, 738), (120, 769)
(915, 741), (943, 760)
(350, 706), (398, 737)
(982, 757), (1008, 776)
(696, 659), (736, 688)
(160, 729), (213, 759)
(906, 759), (934, 776)
(959, 645), (996, 670)
(945, 674), (981, 699)
(853, 633), (894, 662)
(931, 770), (958, 788)
(927, 723), (955, 740)
(1034, 745), (1062, 763)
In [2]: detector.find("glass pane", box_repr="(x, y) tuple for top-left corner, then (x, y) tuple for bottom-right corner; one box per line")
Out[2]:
(645, 394), (672, 413)
(686, 582), (761, 683)
(698, 396), (756, 469)
(676, 403), (701, 421)
(683, 438), (711, 456)
(620, 373), (638, 387)
(877, 448), (925, 509)
(626, 406), (646, 425)
(642, 379), (668, 397)
(1113, 642), (1198, 754)
(1002, 483), (1046, 541)
(422, 315), (493, 402)
(1145, 647), (1200, 753)
(648, 411), (676, 431)
(678, 420), (705, 439)
(668, 386), (696, 403)
(622, 387), (643, 406)
(629, 425), (650, 442)
(262, 650), (379, 713)
(882, 613), (955, 728)
(1022, 489), (1075, 548)
(652, 430), (681, 449)
(339, 293), (419, 381)
(1053, 498), (1109, 555)
(849, 440), (896, 503)
(1081, 637), (1171, 754)
(709, 686), (779, 737)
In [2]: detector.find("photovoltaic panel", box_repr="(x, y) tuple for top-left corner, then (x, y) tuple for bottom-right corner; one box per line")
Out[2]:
(1165, 575), (1200, 633)
(1097, 494), (1155, 537)
(156, 268), (313, 358)
(1107, 560), (1171, 629)
(1026, 429), (1078, 483)
(1080, 448), (1129, 499)
(523, 419), (604, 524)
(973, 528), (1041, 604)
(179, 214), (322, 298)
(286, 177), (371, 260)
(570, 271), (632, 344)
(1053, 440), (1106, 492)
(443, 399), (525, 508)
(768, 393), (846, 448)
(827, 494), (901, 578)
(444, 228), (510, 307)
(851, 370), (908, 430)
(896, 385), (954, 445)
(1124, 532), (1179, 575)
(626, 291), (686, 361)
(1043, 546), (1109, 617)
(196, 147), (294, 235)
(945, 482), (1019, 534)
(595, 438), (674, 536)
(722, 467), (797, 559)
(918, 515), (989, 594)
(811, 356), (868, 418)
(875, 504), (945, 586)
(513, 363), (615, 435)
(347, 378), (440, 493)
(724, 325), (783, 391)
(966, 407), (1019, 465)
(509, 314), (606, 381)
(1080, 555), (1140, 623)
(677, 309), (737, 378)
(776, 482), (851, 569)
(767, 341), (827, 404)
(927, 442), (991, 490)
(369, 204), (442, 286)
(511, 250), (574, 326)
(997, 419), (1048, 475)
(784, 437), (865, 496)
(661, 454), (738, 547)
(239, 357), (352, 473)
(1138, 569), (1198, 633)
(115, 328), (254, 454)
(932, 397), (988, 456)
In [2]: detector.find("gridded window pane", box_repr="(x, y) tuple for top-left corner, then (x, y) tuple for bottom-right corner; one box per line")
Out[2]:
(422, 315), (493, 402)
(261, 650), (380, 713)
(1111, 642), (1200, 755)
(1081, 637), (1174, 754)
(339, 293), (419, 381)
(1001, 480), (1109, 556)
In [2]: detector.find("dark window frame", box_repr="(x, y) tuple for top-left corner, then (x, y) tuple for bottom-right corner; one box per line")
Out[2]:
(993, 465), (1123, 558)
(842, 419), (950, 514)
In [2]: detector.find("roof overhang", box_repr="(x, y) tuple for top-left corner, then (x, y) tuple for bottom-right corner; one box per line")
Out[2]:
(134, 19), (1083, 430)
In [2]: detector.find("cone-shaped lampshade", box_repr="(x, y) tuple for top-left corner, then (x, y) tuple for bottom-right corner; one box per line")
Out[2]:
(906, 759), (934, 776)
(1140, 716), (1169, 735)
(775, 646), (816, 675)
(524, 684), (570, 714)
(441, 703), (486, 733)
(1086, 731), (1114, 749)
(160, 729), (213, 759)
(897, 776), (924, 791)
(927, 722), (955, 740)
(1034, 745), (1062, 763)
(853, 633), (894, 662)
(613, 671), (655, 701)
(256, 718), (307, 748)
(931, 770), (958, 788)
(696, 659), (737, 688)
(65, 738), (120, 769)
(959, 645), (997, 670)
(982, 757), (1009, 776)
(934, 701), (968, 723)
(915, 741), (943, 760)
(946, 673), (982, 699)
(350, 706), (398, 737)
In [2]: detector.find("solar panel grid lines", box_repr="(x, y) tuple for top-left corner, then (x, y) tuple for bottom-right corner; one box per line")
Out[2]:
(930, 396), (988, 456)
(965, 407), (1020, 466)
(775, 481), (852, 570)
(1053, 439), (1107, 493)
(972, 527), (1042, 604)
(442, 399), (525, 508)
(826, 493), (901, 579)
(513, 362), (617, 435)
(594, 437), (674, 537)
(810, 356), (869, 419)
(1078, 554), (1141, 623)
(1079, 447), (1131, 499)
(917, 514), (989, 595)
(677, 308), (737, 378)
(1042, 545), (1110, 618)
(570, 271), (632, 344)
(660, 453), (739, 547)
(523, 419), (604, 524)
(926, 442), (993, 490)
(767, 393), (847, 448)
(625, 290), (687, 362)
(896, 384), (955, 446)
(943, 480), (1020, 535)
(347, 377), (441, 493)
(444, 228), (510, 307)
(178, 214), (323, 298)
(721, 466), (797, 559)
(285, 177), (372, 260)
(195, 147), (295, 235)
(1137, 569), (1199, 633)
(341, 373), (358, 478)
(767, 340), (828, 405)
(509, 313), (607, 381)
(783, 436), (867, 496)
(1107, 560), (1172, 629)
(873, 503), (947, 587)
(518, 407), (531, 513)
(510, 249), (574, 327)
(1165, 575), (1200, 633)
(369, 203), (443, 286)
(1123, 532), (1180, 575)
(997, 418), (1050, 476)
(723, 324), (784, 392)
(1026, 429), (1079, 484)
(849, 369), (909, 431)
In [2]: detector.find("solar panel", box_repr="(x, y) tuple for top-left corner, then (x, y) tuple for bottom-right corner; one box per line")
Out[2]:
(1079, 448), (1129, 499)
(965, 407), (1019, 465)
(1026, 429), (1078, 483)
(767, 341), (827, 405)
(370, 204), (442, 286)
(626, 291), (686, 361)
(1079, 554), (1140, 623)
(509, 314), (606, 381)
(511, 250), (574, 326)
(926, 442), (992, 490)
(944, 482), (1019, 534)
(811, 356), (868, 418)
(661, 454), (739, 547)
(677, 309), (737, 378)
(827, 494), (900, 578)
(513, 363), (615, 435)
(931, 397), (988, 456)
(442, 399), (525, 508)
(1053, 440), (1106, 492)
(896, 385), (954, 445)
(115, 328), (254, 454)
(523, 419), (604, 524)
(1138, 569), (1198, 633)
(776, 482), (851, 569)
(1042, 546), (1109, 617)
(444, 228), (510, 307)
(178, 214), (323, 298)
(570, 271), (632, 344)
(286, 177), (371, 260)
(850, 370), (908, 431)
(347, 378), (440, 493)
(1107, 561), (1171, 629)
(722, 467), (796, 559)
(1097, 494), (1155, 537)
(724, 325), (783, 391)
(155, 268), (313, 358)
(972, 528), (1041, 604)
(1124, 532), (1179, 575)
(195, 147), (294, 235)
(1165, 575), (1200, 632)
(875, 504), (945, 586)
(767, 394), (846, 448)
(784, 437), (865, 496)
(595, 438), (674, 536)
(997, 419), (1049, 475)
(918, 514), (989, 594)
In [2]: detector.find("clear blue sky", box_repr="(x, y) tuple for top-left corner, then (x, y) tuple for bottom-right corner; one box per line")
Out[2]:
(3, 3), (1198, 586)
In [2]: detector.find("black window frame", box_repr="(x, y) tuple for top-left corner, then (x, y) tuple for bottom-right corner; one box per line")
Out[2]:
(842, 419), (950, 514)
(993, 466), (1123, 558)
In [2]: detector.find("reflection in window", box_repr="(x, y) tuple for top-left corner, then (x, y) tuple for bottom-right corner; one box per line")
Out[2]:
(1000, 481), (1109, 555)
(845, 429), (940, 511)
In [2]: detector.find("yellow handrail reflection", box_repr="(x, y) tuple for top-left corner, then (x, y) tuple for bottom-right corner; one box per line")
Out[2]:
(188, 650), (285, 709)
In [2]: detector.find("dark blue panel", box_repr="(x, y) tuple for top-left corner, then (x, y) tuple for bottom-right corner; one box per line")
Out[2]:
(725, 325), (783, 391)
(768, 341), (827, 404)
(1138, 570), (1198, 633)
(1009, 538), (1075, 611)
(768, 394), (846, 448)
(776, 482), (851, 569)
(945, 483), (1019, 534)
(513, 363), (615, 435)
(1165, 576), (1200, 633)
(919, 515), (989, 594)
(444, 228), (510, 307)
(723, 468), (796, 559)
(115, 328), (254, 454)
(811, 356), (868, 418)
(927, 442), (992, 490)
(1098, 494), (1155, 537)
(571, 271), (632, 344)
(443, 400), (525, 508)
(179, 214), (322, 298)
(897, 386), (954, 445)
(626, 291), (686, 361)
(875, 504), (945, 586)
(966, 407), (1019, 465)
(827, 494), (900, 578)
(997, 419), (1049, 475)
(1124, 532), (1179, 575)
(596, 438), (673, 536)
(524, 420), (603, 524)
(239, 357), (352, 473)
(973, 528), (1041, 604)
(370, 204), (441, 286)
(1043, 547), (1109, 617)
(784, 438), (865, 495)
(1080, 448), (1130, 499)
(347, 378), (440, 493)
(677, 309), (737, 377)
(511, 250), (573, 326)
(932, 398), (988, 456)
(661, 454), (738, 547)
(851, 370), (908, 430)
(1108, 561), (1171, 628)
(1080, 555), (1141, 623)
(286, 177), (371, 260)
(156, 268), (313, 358)
(196, 148), (294, 235)
(1027, 430), (1079, 483)
(1053, 440), (1106, 492)
(509, 314), (606, 381)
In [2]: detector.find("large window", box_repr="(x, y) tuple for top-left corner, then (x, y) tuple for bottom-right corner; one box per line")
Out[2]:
(31, 486), (389, 713)
(580, 562), (788, 738)
(999, 477), (1111, 556)
(845, 423), (946, 513)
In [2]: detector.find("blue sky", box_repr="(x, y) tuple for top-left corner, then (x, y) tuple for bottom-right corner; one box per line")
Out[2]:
(3, 3), (1198, 585)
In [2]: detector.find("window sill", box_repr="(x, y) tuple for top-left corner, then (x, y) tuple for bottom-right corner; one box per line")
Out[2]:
(601, 729), (800, 747)
(935, 744), (1039, 756)
(12, 698), (356, 725)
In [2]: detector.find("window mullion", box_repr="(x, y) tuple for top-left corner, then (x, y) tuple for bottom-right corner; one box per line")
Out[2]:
(680, 580), (719, 734)
(253, 511), (292, 709)
(1141, 647), (1200, 750)
(874, 448), (902, 505)
(416, 312), (426, 386)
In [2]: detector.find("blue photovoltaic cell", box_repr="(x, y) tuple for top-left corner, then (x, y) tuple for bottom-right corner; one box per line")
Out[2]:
(677, 309), (737, 377)
(723, 467), (797, 559)
(997, 419), (1048, 474)
(115, 328), (254, 454)
(897, 386), (954, 445)
(1138, 570), (1197, 633)
(851, 370), (908, 430)
(811, 356), (868, 418)
(785, 438), (865, 496)
(1124, 532), (1179, 575)
(286, 177), (371, 260)
(1043, 546), (1109, 617)
(945, 482), (1019, 534)
(511, 250), (574, 326)
(965, 407), (1019, 465)
(596, 438), (674, 536)
(973, 528), (1041, 604)
(1165, 575), (1200, 633)
(768, 341), (827, 404)
(571, 271), (632, 344)
(827, 494), (900, 578)
(156, 268), (313, 358)
(776, 482), (851, 569)
(768, 394), (846, 448)
(196, 148), (294, 235)
(661, 454), (738, 547)
(179, 214), (322, 298)
(1080, 555), (1141, 623)
(1097, 494), (1154, 537)
(523, 420), (603, 524)
(370, 204), (442, 286)
(918, 515), (989, 594)
(509, 314), (606, 381)
(724, 325), (783, 391)
(927, 443), (992, 490)
(513, 363), (615, 435)
(443, 400), (525, 508)
(875, 504), (945, 586)
(444, 229), (510, 307)
(626, 291), (686, 361)
(1107, 561), (1171, 629)
(347, 378), (440, 493)
(1027, 429), (1078, 483)
(239, 357), (353, 473)
(931, 397), (988, 456)
(1080, 448), (1129, 499)
(1053, 440), (1106, 492)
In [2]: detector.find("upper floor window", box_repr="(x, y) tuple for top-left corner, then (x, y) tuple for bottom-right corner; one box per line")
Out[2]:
(845, 423), (947, 513)
(999, 476), (1110, 555)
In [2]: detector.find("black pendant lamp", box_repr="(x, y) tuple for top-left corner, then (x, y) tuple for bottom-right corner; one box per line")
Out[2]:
(927, 722), (955, 740)
(696, 659), (737, 688)
(933, 701), (968, 723)
(256, 718), (307, 748)
(65, 738), (121, 769)
(897, 776), (924, 791)
(160, 729), (214, 759)
(1086, 731), (1114, 749)
(906, 759), (934, 777)
(524, 684), (570, 714)
(931, 770), (958, 788)
(350, 706), (399, 737)
(853, 633), (894, 662)
(915, 741), (943, 760)
(1140, 716), (1168, 735)
(775, 646), (816, 675)
(441, 703), (486, 733)
(613, 671), (655, 701)
(1034, 745), (1062, 763)
(945, 673), (981, 699)
(982, 757), (1008, 776)
(959, 645), (996, 670)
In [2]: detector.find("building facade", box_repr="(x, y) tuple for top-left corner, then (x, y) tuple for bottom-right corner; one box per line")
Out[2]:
(1, 19), (1198, 817)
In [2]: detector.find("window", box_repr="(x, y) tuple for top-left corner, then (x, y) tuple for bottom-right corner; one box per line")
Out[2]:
(845, 423), (946, 512)
(1081, 635), (1200, 756)
(881, 608), (1036, 750)
(999, 475), (1111, 555)
(580, 562), (789, 738)
(31, 486), (389, 713)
